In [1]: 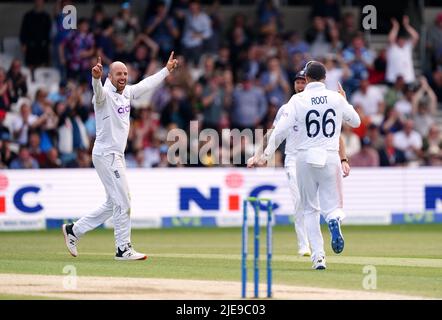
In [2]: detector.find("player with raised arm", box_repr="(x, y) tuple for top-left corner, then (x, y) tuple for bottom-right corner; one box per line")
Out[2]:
(62, 53), (178, 260)
(248, 69), (350, 258)
(258, 61), (360, 269)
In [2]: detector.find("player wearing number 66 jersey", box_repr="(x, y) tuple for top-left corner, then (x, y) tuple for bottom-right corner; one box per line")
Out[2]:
(262, 61), (360, 269)
(248, 70), (350, 259)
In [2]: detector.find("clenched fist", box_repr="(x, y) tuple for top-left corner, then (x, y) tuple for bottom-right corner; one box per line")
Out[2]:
(92, 56), (103, 79)
(246, 155), (267, 168)
(247, 156), (256, 168)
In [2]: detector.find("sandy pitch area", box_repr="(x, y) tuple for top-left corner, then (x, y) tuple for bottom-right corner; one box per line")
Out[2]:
(0, 273), (427, 300)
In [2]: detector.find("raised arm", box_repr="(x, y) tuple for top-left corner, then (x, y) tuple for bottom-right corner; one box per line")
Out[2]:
(135, 33), (159, 59)
(388, 18), (400, 44)
(130, 51), (178, 100)
(91, 56), (105, 104)
(402, 15), (419, 47)
(426, 82), (438, 116)
(412, 77), (426, 114)
(412, 76), (437, 116)
(340, 95), (361, 128)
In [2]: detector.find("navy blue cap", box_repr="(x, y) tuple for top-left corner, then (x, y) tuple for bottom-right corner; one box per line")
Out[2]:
(295, 69), (306, 80)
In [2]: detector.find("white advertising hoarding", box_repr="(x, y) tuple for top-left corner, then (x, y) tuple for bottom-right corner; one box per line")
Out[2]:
(0, 167), (441, 230)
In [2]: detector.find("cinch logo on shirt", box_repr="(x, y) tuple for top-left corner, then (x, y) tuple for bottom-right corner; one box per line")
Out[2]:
(117, 105), (130, 114)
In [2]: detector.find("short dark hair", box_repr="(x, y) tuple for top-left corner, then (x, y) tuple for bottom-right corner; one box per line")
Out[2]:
(92, 4), (104, 15)
(102, 18), (113, 30)
(360, 136), (372, 147)
(78, 17), (89, 25)
(305, 61), (326, 81)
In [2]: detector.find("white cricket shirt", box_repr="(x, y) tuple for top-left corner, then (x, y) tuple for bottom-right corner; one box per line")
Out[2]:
(273, 96), (301, 167)
(264, 82), (360, 158)
(91, 67), (169, 156)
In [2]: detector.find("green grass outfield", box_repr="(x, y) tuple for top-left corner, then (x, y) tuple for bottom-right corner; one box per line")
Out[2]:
(0, 224), (441, 299)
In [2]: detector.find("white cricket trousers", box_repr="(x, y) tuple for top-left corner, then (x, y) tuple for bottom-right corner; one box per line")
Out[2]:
(285, 166), (309, 252)
(73, 153), (131, 250)
(296, 150), (345, 260)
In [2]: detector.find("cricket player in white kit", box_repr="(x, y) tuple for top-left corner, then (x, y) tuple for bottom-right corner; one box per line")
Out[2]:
(260, 61), (360, 269)
(248, 69), (350, 258)
(275, 71), (311, 257)
(62, 53), (178, 260)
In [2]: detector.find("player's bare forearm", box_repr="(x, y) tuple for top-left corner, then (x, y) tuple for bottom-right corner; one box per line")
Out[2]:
(338, 136), (347, 160)
(339, 136), (350, 177)
(389, 18), (400, 43)
(403, 15), (419, 45)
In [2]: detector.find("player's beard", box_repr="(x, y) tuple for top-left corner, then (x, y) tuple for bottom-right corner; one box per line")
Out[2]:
(112, 79), (126, 93)
(117, 83), (126, 92)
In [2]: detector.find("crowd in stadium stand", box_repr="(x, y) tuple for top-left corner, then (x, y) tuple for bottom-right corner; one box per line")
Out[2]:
(1, 0), (442, 169)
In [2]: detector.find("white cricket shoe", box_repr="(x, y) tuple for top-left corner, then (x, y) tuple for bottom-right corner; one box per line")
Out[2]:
(312, 256), (326, 270)
(115, 243), (147, 261)
(298, 248), (311, 257)
(62, 223), (78, 257)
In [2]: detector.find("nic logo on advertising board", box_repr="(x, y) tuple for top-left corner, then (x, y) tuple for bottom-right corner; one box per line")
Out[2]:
(0, 174), (43, 214)
(179, 172), (279, 212)
(392, 186), (442, 224)
(425, 186), (442, 211)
